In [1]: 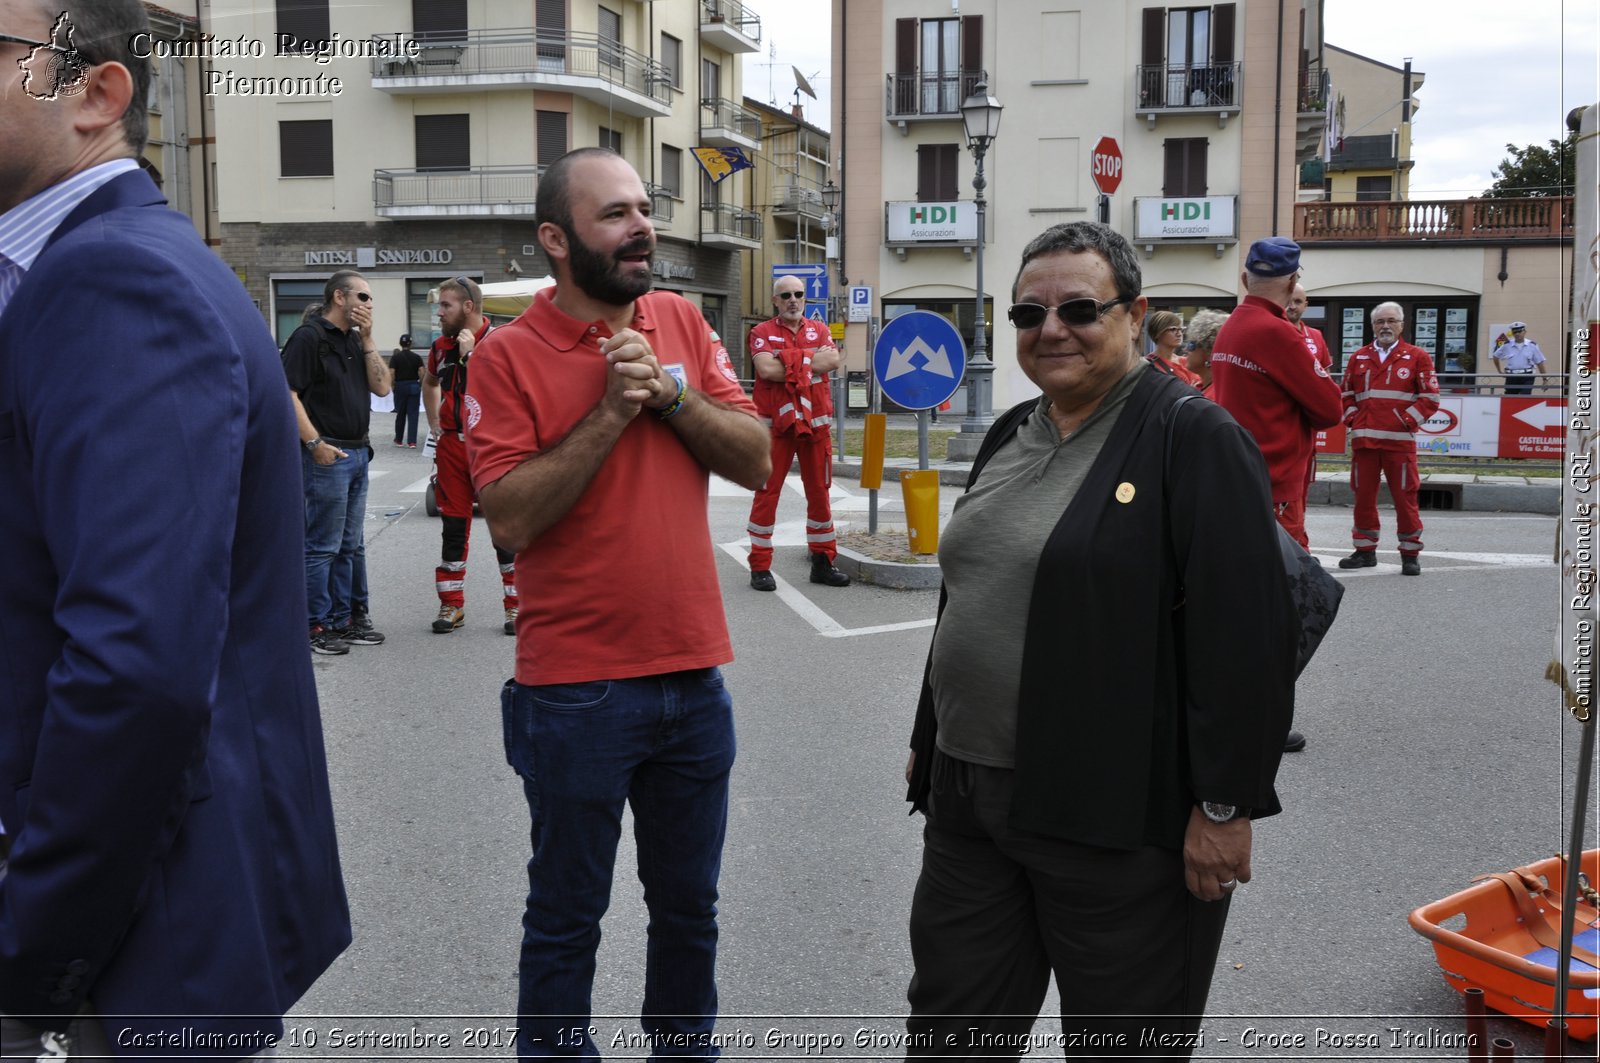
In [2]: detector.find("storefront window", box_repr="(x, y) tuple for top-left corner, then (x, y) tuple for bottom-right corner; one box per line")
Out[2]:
(273, 280), (325, 347)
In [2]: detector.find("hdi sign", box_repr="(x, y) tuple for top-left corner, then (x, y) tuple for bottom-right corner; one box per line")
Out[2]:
(1132, 196), (1238, 240)
(885, 200), (979, 243)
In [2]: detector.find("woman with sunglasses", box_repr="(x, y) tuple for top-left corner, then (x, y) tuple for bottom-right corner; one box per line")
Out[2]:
(1182, 308), (1231, 396)
(903, 222), (1296, 1058)
(1146, 309), (1204, 388)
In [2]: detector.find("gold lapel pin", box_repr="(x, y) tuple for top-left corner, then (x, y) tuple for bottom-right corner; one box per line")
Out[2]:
(1115, 482), (1136, 504)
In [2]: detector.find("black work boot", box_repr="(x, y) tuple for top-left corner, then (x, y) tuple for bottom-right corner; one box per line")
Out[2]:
(809, 552), (850, 587)
(1337, 550), (1377, 569)
(1401, 555), (1422, 576)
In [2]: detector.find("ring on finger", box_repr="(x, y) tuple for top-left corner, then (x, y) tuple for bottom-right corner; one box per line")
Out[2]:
(1220, 879), (1238, 891)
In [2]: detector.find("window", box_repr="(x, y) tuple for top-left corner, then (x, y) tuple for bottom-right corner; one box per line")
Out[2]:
(274, 279), (326, 347)
(412, 0), (465, 41)
(415, 114), (469, 171)
(702, 58), (720, 102)
(917, 144), (960, 202)
(1356, 176), (1393, 202)
(280, 119), (333, 177)
(1140, 4), (1236, 108)
(536, 110), (568, 167)
(536, 0), (565, 71)
(661, 145), (682, 196)
(892, 15), (981, 116)
(1162, 137), (1208, 197)
(598, 6), (622, 68)
(661, 33), (682, 89)
(276, 0), (327, 47)
(599, 126), (622, 155)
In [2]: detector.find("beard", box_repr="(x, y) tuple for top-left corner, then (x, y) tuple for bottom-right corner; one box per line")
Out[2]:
(565, 227), (655, 306)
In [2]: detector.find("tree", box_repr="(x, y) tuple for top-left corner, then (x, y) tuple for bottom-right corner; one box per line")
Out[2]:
(1484, 131), (1578, 198)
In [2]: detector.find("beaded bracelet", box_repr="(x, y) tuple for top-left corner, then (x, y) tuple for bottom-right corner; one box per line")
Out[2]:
(658, 378), (689, 421)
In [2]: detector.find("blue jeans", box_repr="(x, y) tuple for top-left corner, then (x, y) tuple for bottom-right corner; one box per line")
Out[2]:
(303, 446), (369, 629)
(501, 669), (736, 1060)
(392, 380), (421, 444)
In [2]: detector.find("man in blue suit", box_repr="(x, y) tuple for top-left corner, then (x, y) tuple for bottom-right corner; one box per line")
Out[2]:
(0, 0), (350, 1056)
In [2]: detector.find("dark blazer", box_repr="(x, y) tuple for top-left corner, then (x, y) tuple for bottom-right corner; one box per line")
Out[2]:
(0, 170), (350, 1046)
(908, 368), (1296, 852)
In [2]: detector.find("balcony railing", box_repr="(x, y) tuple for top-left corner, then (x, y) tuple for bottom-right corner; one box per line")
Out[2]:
(373, 165), (541, 216)
(885, 68), (984, 120)
(645, 183), (675, 228)
(701, 201), (761, 248)
(1298, 63), (1329, 114)
(700, 97), (762, 147)
(700, 0), (761, 52)
(370, 29), (670, 113)
(773, 183), (825, 218)
(1295, 197), (1574, 243)
(1136, 61), (1241, 110)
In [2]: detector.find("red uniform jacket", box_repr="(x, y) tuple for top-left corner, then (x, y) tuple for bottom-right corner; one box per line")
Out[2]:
(748, 316), (835, 435)
(1341, 341), (1440, 452)
(1210, 295), (1344, 501)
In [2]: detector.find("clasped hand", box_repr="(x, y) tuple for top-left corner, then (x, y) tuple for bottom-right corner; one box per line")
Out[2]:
(602, 329), (679, 417)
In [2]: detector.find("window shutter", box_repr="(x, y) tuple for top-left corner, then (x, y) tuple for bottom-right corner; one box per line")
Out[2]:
(1163, 138), (1209, 197)
(1190, 138), (1208, 196)
(412, 0), (466, 40)
(536, 110), (567, 167)
(276, 0), (328, 46)
(280, 119), (333, 177)
(917, 145), (936, 202)
(415, 114), (469, 171)
(960, 15), (982, 81)
(895, 19), (916, 75)
(919, 144), (959, 202)
(1211, 4), (1235, 63)
(1141, 8), (1165, 66)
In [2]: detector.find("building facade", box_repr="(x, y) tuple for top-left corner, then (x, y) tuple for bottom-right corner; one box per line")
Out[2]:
(831, 0), (1328, 428)
(201, 0), (764, 348)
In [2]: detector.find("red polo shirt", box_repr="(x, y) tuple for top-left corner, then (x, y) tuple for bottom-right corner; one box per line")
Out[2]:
(465, 288), (756, 685)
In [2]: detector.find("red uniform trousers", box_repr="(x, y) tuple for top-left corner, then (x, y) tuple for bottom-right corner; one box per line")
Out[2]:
(435, 431), (516, 610)
(746, 428), (836, 572)
(1350, 447), (1423, 556)
(1274, 496), (1308, 550)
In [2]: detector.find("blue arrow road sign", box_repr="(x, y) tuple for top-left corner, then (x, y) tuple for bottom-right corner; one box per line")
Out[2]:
(772, 263), (829, 303)
(873, 311), (966, 411)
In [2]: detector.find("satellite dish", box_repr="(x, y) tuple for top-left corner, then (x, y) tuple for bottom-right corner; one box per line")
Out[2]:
(792, 65), (818, 100)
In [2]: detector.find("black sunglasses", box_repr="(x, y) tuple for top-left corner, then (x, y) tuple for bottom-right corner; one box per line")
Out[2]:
(0, 32), (54, 49)
(1007, 296), (1132, 330)
(776, 291), (805, 301)
(342, 288), (372, 303)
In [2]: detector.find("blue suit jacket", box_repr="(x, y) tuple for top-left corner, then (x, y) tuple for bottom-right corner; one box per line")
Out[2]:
(0, 170), (350, 1049)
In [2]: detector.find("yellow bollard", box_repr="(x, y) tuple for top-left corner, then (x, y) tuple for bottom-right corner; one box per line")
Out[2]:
(859, 413), (887, 490)
(900, 469), (940, 554)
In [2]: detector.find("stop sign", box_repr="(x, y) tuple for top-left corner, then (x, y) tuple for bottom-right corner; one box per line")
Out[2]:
(1091, 136), (1124, 195)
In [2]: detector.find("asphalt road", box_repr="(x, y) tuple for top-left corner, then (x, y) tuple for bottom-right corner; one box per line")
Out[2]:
(287, 440), (1585, 1061)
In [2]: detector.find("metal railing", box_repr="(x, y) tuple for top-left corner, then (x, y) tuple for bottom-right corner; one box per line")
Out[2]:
(1295, 197), (1574, 242)
(370, 29), (670, 105)
(700, 97), (762, 141)
(701, 0), (761, 40)
(373, 165), (541, 209)
(1298, 63), (1329, 114)
(702, 201), (762, 242)
(645, 183), (675, 225)
(772, 182), (825, 217)
(885, 68), (984, 119)
(1135, 61), (1242, 109)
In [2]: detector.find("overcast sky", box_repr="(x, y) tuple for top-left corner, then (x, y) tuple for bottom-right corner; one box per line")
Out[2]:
(740, 1), (1599, 200)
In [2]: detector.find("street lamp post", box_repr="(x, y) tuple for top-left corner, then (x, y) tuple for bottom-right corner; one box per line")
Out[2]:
(959, 78), (1002, 437)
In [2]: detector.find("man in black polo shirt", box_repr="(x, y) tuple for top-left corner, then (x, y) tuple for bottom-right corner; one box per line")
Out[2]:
(283, 269), (393, 654)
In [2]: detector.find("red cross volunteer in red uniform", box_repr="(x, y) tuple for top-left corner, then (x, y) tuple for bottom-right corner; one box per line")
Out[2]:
(1338, 301), (1440, 576)
(1210, 237), (1343, 550)
(744, 276), (851, 591)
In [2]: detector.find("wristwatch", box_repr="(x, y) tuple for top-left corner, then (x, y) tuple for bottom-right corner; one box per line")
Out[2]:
(304, 437), (324, 453)
(1200, 801), (1244, 824)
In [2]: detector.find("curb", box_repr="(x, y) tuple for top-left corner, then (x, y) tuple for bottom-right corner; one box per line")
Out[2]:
(834, 543), (943, 590)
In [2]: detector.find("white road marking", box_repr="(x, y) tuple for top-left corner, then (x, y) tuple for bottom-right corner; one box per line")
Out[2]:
(719, 542), (934, 638)
(399, 476), (433, 493)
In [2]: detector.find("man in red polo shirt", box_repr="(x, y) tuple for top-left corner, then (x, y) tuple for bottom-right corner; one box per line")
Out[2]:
(464, 148), (770, 1061)
(744, 275), (851, 591)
